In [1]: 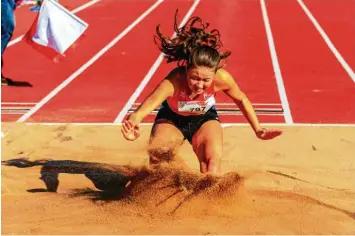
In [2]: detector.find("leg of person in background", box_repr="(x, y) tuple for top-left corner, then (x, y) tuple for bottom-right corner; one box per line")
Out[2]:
(1, 0), (16, 86)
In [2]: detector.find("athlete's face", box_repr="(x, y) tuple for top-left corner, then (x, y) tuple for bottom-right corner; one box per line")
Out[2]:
(186, 66), (215, 95)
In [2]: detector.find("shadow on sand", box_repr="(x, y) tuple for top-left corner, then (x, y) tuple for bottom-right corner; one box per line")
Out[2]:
(2, 158), (136, 199)
(2, 158), (354, 219)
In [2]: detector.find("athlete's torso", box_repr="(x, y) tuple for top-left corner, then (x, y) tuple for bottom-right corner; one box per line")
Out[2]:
(166, 70), (217, 116)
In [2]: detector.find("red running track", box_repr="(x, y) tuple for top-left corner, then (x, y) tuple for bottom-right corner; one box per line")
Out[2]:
(133, 0), (285, 123)
(1, 0), (354, 124)
(302, 0), (355, 71)
(2, 0), (163, 121)
(266, 0), (355, 123)
(28, 0), (194, 122)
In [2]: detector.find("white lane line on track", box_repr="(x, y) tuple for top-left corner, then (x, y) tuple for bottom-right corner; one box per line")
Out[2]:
(260, 0), (294, 124)
(297, 0), (355, 84)
(1, 102), (37, 105)
(8, 0), (103, 47)
(114, 0), (201, 123)
(16, 0), (165, 123)
(21, 122), (355, 127)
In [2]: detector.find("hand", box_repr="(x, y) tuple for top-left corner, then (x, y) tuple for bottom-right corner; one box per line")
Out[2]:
(121, 120), (140, 141)
(256, 128), (282, 140)
(16, 0), (38, 6)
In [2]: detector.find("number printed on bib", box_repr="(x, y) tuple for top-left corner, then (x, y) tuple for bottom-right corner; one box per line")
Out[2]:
(178, 96), (216, 114)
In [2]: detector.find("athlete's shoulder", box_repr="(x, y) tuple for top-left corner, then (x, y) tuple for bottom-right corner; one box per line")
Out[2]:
(216, 68), (233, 81)
(214, 68), (235, 91)
(161, 66), (185, 95)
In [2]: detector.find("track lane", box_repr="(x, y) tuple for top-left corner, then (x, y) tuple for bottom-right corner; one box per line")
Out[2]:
(1, 0), (160, 122)
(29, 0), (194, 122)
(266, 0), (355, 123)
(133, 0), (285, 123)
(301, 0), (355, 72)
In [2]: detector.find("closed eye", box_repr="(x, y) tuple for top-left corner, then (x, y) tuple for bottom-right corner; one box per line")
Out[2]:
(191, 76), (210, 82)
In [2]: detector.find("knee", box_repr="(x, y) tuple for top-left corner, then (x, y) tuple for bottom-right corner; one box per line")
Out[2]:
(148, 146), (176, 164)
(202, 153), (222, 174)
(148, 135), (183, 164)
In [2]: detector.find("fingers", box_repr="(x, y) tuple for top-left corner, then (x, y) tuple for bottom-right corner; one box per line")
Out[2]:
(125, 120), (133, 129)
(272, 129), (282, 135)
(257, 129), (282, 140)
(262, 129), (282, 140)
(121, 120), (140, 141)
(270, 129), (282, 136)
(121, 120), (131, 134)
(123, 120), (137, 131)
(133, 127), (141, 139)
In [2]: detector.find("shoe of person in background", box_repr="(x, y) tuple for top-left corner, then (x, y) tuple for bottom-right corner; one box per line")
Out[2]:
(1, 76), (13, 86)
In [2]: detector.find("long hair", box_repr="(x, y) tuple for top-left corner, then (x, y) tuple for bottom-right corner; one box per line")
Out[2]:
(154, 10), (231, 69)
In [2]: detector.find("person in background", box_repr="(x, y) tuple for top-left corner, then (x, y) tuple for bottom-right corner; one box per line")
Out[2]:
(1, 0), (17, 85)
(1, 0), (37, 86)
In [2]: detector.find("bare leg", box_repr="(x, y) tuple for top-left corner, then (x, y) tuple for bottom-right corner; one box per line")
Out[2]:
(148, 120), (185, 164)
(191, 120), (223, 174)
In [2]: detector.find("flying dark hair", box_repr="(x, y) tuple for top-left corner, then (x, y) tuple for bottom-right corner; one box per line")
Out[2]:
(154, 10), (231, 70)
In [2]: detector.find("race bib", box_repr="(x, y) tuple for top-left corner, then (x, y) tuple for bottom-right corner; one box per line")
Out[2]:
(178, 96), (216, 114)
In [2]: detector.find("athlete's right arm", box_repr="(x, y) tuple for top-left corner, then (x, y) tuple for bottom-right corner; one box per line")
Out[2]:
(127, 74), (176, 126)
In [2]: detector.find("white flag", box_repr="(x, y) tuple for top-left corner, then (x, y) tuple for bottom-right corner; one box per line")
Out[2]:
(25, 0), (88, 58)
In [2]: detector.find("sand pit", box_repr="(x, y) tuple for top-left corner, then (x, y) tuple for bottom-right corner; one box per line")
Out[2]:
(1, 123), (355, 234)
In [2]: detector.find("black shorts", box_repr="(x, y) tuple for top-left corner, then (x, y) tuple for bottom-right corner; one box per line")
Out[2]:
(154, 101), (220, 143)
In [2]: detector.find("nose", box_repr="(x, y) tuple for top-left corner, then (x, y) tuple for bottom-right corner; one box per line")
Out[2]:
(196, 81), (204, 89)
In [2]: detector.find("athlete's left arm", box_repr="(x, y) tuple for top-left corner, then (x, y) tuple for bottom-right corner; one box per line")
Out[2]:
(216, 69), (282, 140)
